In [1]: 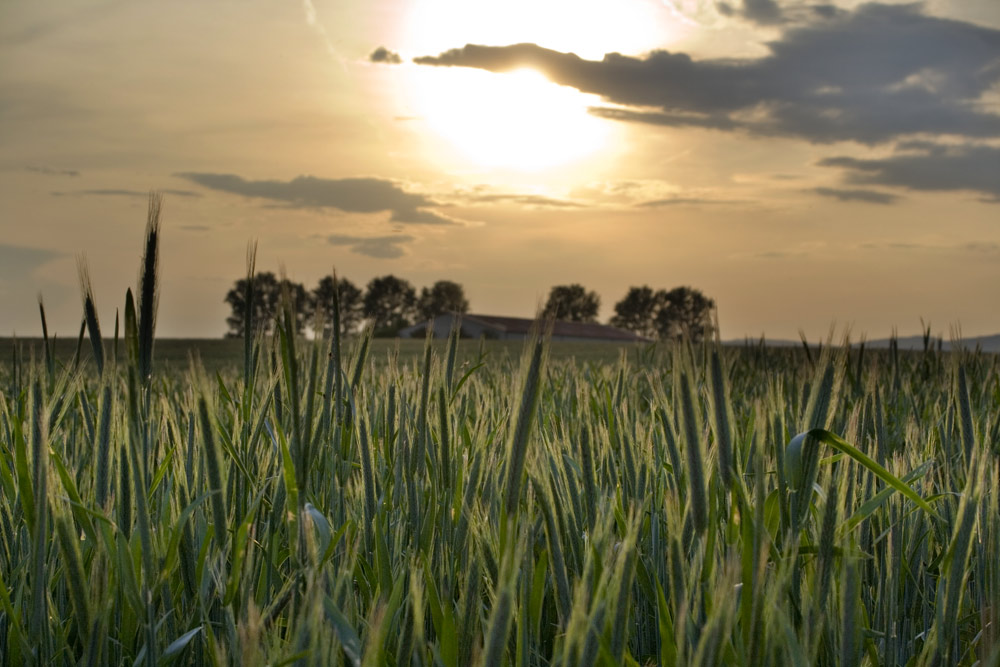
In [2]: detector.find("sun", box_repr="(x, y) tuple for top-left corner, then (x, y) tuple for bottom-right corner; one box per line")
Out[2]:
(391, 0), (678, 172)
(404, 66), (612, 171)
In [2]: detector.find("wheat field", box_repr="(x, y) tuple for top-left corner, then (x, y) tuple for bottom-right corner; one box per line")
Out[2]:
(1, 206), (998, 666)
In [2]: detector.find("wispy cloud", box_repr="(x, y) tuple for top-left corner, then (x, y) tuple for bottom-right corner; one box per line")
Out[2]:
(812, 187), (900, 205)
(176, 172), (460, 225)
(51, 188), (202, 198)
(569, 179), (711, 206)
(637, 196), (746, 207)
(26, 165), (79, 177)
(328, 234), (415, 259)
(859, 240), (1000, 255)
(448, 186), (582, 208)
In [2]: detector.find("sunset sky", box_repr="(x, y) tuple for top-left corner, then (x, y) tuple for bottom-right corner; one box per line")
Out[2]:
(2, 0), (999, 339)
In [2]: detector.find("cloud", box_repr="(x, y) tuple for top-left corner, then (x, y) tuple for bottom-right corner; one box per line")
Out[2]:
(26, 165), (79, 177)
(414, 4), (1000, 145)
(587, 107), (738, 132)
(328, 234), (414, 259)
(717, 0), (784, 25)
(754, 249), (795, 259)
(175, 172), (458, 225)
(569, 179), (697, 206)
(812, 187), (900, 204)
(51, 188), (202, 198)
(637, 196), (745, 207)
(0, 244), (64, 283)
(819, 144), (1000, 201)
(450, 187), (582, 208)
(369, 46), (402, 64)
(859, 240), (1000, 254)
(962, 241), (1000, 253)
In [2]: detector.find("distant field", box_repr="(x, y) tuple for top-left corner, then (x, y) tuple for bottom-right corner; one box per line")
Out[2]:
(0, 336), (652, 374)
(3, 334), (988, 380)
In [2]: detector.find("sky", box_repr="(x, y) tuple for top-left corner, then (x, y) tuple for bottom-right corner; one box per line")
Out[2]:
(1, 0), (999, 340)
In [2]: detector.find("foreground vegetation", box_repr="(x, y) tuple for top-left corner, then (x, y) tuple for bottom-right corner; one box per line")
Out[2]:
(2, 213), (998, 665)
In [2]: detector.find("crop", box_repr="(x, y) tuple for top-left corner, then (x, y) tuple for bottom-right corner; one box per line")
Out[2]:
(1, 202), (998, 665)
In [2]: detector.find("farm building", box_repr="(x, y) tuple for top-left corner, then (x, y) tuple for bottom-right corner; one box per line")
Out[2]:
(398, 313), (652, 343)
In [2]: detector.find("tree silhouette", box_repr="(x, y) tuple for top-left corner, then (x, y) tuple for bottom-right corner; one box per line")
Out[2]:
(418, 280), (470, 321)
(312, 275), (363, 338)
(224, 272), (311, 337)
(279, 279), (313, 336)
(225, 272), (280, 337)
(363, 275), (417, 335)
(654, 286), (715, 342)
(542, 284), (600, 322)
(610, 286), (663, 338)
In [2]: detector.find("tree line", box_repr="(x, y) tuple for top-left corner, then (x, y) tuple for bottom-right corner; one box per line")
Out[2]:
(225, 274), (715, 341)
(225, 274), (469, 338)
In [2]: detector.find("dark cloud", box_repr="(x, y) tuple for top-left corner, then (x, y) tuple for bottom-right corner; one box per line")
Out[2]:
(175, 173), (458, 225)
(717, 0), (784, 25)
(819, 144), (1000, 201)
(414, 4), (1000, 145)
(812, 187), (900, 204)
(743, 0), (783, 24)
(328, 234), (414, 259)
(26, 165), (79, 177)
(51, 188), (202, 198)
(369, 46), (403, 64)
(587, 107), (738, 132)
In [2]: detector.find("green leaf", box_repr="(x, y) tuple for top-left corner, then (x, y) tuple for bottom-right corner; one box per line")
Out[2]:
(323, 597), (362, 667)
(842, 459), (934, 533)
(805, 428), (940, 520)
(159, 627), (202, 665)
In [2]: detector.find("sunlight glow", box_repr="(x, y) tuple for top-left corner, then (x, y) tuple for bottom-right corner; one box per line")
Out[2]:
(407, 67), (612, 171)
(389, 0), (682, 172)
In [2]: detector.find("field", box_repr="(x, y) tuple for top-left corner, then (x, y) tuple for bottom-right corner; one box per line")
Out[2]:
(0, 336), (642, 376)
(2, 221), (999, 666)
(2, 323), (999, 666)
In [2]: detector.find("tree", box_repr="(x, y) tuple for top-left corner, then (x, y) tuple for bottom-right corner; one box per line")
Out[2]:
(417, 280), (469, 321)
(224, 272), (311, 337)
(610, 286), (663, 338)
(542, 284), (600, 322)
(363, 275), (417, 335)
(312, 275), (363, 338)
(654, 286), (715, 342)
(278, 279), (313, 336)
(225, 272), (280, 337)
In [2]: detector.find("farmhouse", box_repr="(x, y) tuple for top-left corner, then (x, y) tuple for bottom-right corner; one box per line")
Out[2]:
(398, 313), (652, 343)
